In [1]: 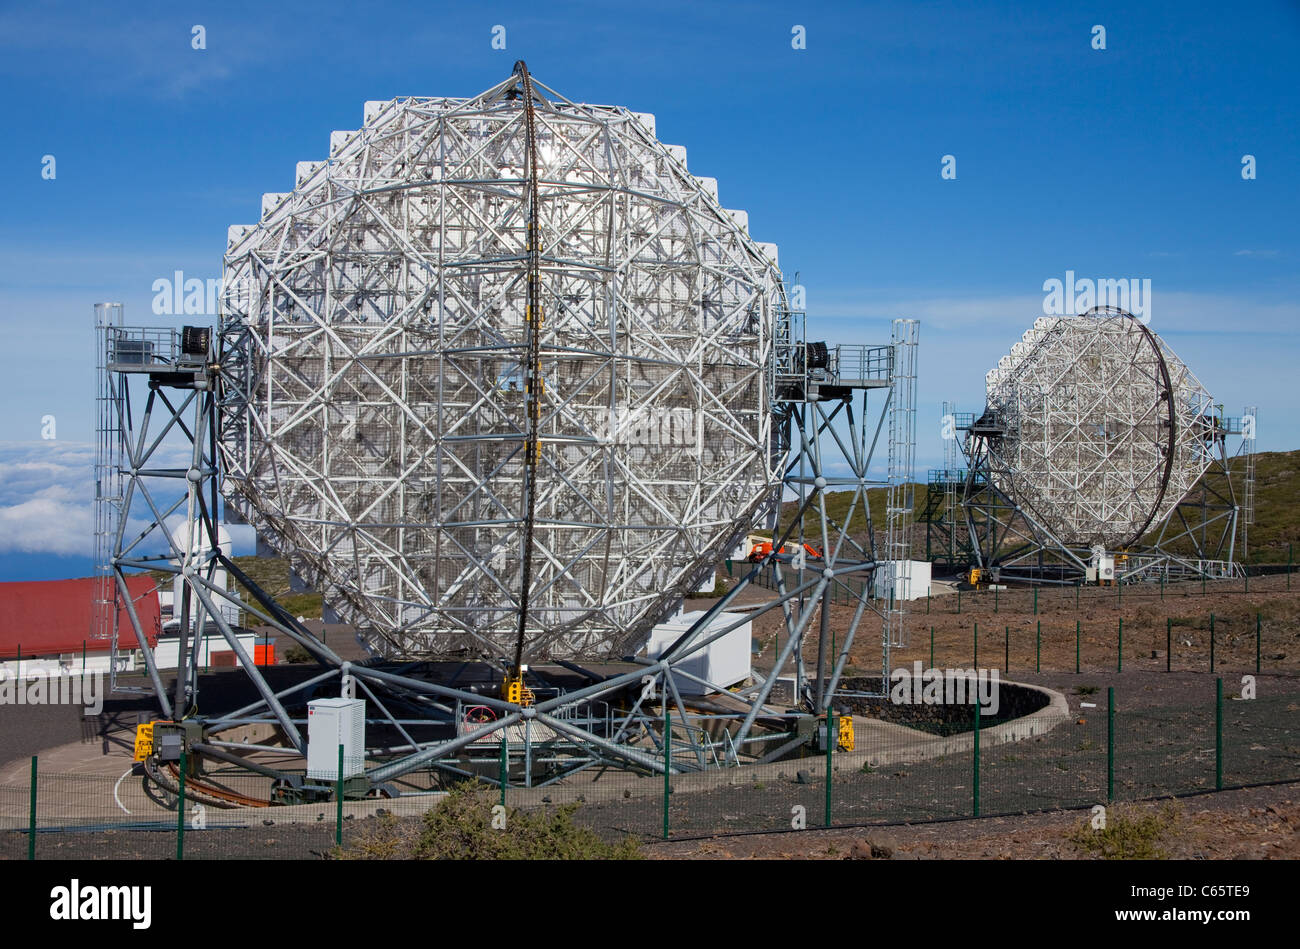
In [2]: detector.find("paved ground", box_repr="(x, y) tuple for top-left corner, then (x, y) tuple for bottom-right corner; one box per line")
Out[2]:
(0, 572), (1294, 859)
(1, 666), (1292, 860)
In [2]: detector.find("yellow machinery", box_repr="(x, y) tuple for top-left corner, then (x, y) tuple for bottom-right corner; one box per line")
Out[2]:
(133, 722), (155, 761)
(502, 674), (535, 707)
(968, 566), (981, 587)
(837, 714), (855, 752)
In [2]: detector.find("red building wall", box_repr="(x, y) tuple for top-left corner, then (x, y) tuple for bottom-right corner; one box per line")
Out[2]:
(0, 576), (161, 656)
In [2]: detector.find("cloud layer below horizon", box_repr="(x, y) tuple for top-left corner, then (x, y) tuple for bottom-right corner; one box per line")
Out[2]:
(0, 441), (254, 560)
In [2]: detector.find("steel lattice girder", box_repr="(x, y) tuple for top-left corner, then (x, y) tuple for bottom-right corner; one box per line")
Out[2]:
(982, 311), (1216, 548)
(217, 70), (786, 662)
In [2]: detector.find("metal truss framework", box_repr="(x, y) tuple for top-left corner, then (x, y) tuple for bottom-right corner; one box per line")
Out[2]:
(94, 306), (918, 784)
(919, 399), (965, 569)
(217, 66), (784, 664)
(93, 65), (921, 791)
(1130, 406), (1257, 580)
(922, 309), (1254, 583)
(92, 307), (321, 747)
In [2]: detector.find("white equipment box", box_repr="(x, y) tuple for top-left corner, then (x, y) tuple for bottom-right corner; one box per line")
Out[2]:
(872, 560), (932, 600)
(643, 610), (751, 696)
(307, 697), (366, 779)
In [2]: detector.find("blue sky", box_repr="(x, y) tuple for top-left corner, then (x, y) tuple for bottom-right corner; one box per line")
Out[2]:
(0, 0), (1297, 576)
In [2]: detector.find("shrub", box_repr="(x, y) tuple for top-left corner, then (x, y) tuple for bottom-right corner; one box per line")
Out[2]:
(1066, 802), (1183, 859)
(339, 781), (641, 860)
(339, 812), (418, 860)
(283, 644), (313, 664)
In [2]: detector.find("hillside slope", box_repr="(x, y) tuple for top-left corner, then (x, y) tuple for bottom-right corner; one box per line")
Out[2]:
(773, 448), (1299, 565)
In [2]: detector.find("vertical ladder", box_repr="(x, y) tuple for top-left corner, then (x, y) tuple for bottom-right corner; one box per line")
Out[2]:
(763, 299), (804, 529)
(942, 399), (959, 564)
(885, 319), (919, 651)
(1242, 405), (1257, 561)
(92, 304), (125, 656)
(771, 303), (806, 398)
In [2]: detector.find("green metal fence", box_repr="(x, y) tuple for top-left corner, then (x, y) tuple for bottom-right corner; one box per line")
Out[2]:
(1, 673), (1294, 858)
(747, 571), (1299, 678)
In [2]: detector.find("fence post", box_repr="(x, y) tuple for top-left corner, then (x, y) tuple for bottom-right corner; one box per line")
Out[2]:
(1166, 618), (1172, 672)
(1106, 687), (1115, 803)
(27, 756), (36, 861)
(1036, 620), (1041, 674)
(1256, 613), (1261, 675)
(1117, 618), (1123, 673)
(972, 701), (981, 818)
(1075, 620), (1080, 674)
(973, 622), (977, 668)
(930, 626), (934, 669)
(662, 709), (671, 840)
(176, 750), (186, 861)
(1215, 677), (1223, 791)
(1209, 614), (1215, 674)
(82, 641), (86, 678)
(825, 711), (835, 828)
(499, 736), (508, 808)
(1004, 625), (1009, 674)
(1033, 587), (1038, 615)
(336, 744), (344, 847)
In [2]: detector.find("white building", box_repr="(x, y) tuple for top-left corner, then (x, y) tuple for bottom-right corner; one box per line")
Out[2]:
(872, 560), (932, 601)
(642, 610), (752, 696)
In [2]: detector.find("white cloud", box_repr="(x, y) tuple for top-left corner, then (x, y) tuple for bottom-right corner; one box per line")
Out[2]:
(0, 441), (250, 559)
(0, 442), (96, 555)
(0, 492), (94, 556)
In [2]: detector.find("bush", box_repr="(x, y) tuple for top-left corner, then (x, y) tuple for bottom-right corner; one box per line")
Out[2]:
(283, 644), (313, 664)
(339, 781), (642, 860)
(339, 812), (417, 860)
(1066, 802), (1183, 859)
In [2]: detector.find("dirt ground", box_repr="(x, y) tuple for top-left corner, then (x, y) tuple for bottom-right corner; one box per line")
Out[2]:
(14, 778), (1292, 861)
(2, 574), (1295, 861)
(657, 571), (1300, 862)
(749, 572), (1300, 678)
(644, 782), (1300, 860)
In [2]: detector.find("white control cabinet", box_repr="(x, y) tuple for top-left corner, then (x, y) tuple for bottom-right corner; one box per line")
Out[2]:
(307, 697), (366, 779)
